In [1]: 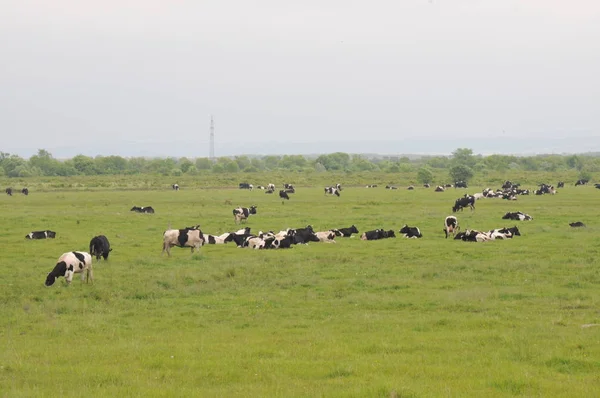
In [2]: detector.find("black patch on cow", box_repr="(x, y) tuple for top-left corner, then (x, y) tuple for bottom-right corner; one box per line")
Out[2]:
(208, 235), (216, 244)
(178, 229), (190, 246)
(72, 252), (85, 263)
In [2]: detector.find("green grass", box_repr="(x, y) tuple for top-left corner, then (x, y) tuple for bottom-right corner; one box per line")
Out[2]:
(1, 179), (600, 397)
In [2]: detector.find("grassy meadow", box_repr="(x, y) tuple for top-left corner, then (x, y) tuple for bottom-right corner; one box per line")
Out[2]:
(1, 176), (600, 397)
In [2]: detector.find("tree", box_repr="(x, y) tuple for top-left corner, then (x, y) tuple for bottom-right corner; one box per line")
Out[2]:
(449, 164), (474, 183)
(417, 167), (434, 184)
(450, 148), (476, 169)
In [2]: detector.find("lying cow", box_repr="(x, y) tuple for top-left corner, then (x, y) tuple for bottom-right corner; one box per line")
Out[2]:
(361, 229), (395, 240)
(399, 225), (422, 238)
(569, 221), (586, 228)
(89, 235), (112, 260)
(315, 230), (338, 243)
(502, 211), (533, 221)
(45, 251), (93, 286)
(162, 226), (205, 256)
(131, 206), (155, 214)
(337, 225), (359, 237)
(26, 230), (57, 239)
(454, 229), (490, 242)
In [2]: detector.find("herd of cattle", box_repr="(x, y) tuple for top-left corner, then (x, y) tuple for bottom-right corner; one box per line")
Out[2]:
(12, 177), (595, 286)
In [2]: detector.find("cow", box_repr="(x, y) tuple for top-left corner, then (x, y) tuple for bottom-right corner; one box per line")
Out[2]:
(5, 187), (12, 196)
(162, 226), (205, 256)
(569, 221), (586, 228)
(337, 225), (359, 237)
(452, 195), (475, 212)
(385, 185), (398, 190)
(595, 183), (600, 189)
(287, 225), (320, 245)
(335, 183), (342, 191)
(89, 235), (112, 260)
(233, 206), (257, 224)
(444, 216), (459, 239)
(45, 251), (93, 287)
(172, 184), (180, 191)
(324, 187), (340, 196)
(365, 184), (378, 188)
(407, 185), (415, 190)
(494, 226), (521, 237)
(361, 229), (394, 240)
(435, 186), (445, 192)
(131, 206), (155, 214)
(26, 230), (57, 239)
(204, 233), (235, 244)
(315, 230), (337, 243)
(557, 181), (565, 188)
(455, 181), (468, 188)
(279, 190), (290, 200)
(21, 188), (29, 195)
(271, 236), (294, 249)
(284, 183), (295, 190)
(267, 183), (276, 191)
(502, 211), (533, 221)
(575, 179), (589, 186)
(265, 189), (274, 194)
(455, 229), (490, 242)
(399, 225), (422, 238)
(239, 182), (251, 189)
(423, 183), (431, 188)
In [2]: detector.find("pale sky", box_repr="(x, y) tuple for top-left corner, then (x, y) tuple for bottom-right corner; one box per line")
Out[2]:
(1, 1), (599, 158)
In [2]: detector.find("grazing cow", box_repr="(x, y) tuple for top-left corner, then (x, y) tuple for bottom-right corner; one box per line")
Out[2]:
(172, 184), (180, 191)
(324, 187), (340, 196)
(21, 188), (29, 195)
(5, 187), (12, 196)
(557, 181), (565, 188)
(45, 251), (93, 286)
(399, 225), (422, 238)
(26, 230), (57, 239)
(502, 211), (533, 221)
(575, 179), (589, 186)
(162, 226), (205, 256)
(89, 235), (112, 260)
(233, 206), (257, 224)
(407, 185), (415, 190)
(452, 195), (475, 212)
(444, 216), (459, 239)
(131, 206), (155, 214)
(569, 221), (586, 228)
(454, 181), (468, 188)
(279, 190), (290, 200)
(435, 186), (445, 192)
(337, 225), (359, 237)
(335, 183), (342, 191)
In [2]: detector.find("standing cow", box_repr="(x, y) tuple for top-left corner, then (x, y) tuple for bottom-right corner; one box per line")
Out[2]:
(162, 226), (205, 256)
(89, 235), (112, 260)
(5, 187), (12, 196)
(444, 216), (459, 239)
(279, 190), (290, 200)
(45, 251), (93, 286)
(233, 206), (257, 224)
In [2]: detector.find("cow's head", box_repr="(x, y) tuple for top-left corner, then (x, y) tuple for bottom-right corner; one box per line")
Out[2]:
(45, 261), (68, 286)
(399, 225), (410, 234)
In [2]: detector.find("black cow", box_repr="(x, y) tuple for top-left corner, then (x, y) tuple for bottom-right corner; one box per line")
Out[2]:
(399, 225), (422, 238)
(5, 187), (12, 196)
(575, 179), (589, 186)
(131, 206), (155, 214)
(557, 181), (565, 188)
(272, 236), (294, 249)
(502, 211), (533, 221)
(496, 226), (521, 237)
(279, 190), (290, 200)
(595, 183), (600, 189)
(233, 206), (257, 224)
(407, 186), (415, 190)
(287, 225), (319, 244)
(444, 216), (459, 239)
(324, 187), (340, 196)
(454, 181), (468, 188)
(569, 221), (586, 228)
(360, 229), (386, 240)
(337, 225), (359, 237)
(21, 188), (29, 195)
(239, 182), (251, 189)
(452, 195), (475, 212)
(26, 230), (56, 239)
(89, 235), (112, 260)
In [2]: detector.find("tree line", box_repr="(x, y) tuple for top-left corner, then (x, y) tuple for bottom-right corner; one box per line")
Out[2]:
(1, 149), (597, 183)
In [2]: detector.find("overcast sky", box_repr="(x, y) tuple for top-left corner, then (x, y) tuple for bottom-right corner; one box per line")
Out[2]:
(1, 1), (599, 158)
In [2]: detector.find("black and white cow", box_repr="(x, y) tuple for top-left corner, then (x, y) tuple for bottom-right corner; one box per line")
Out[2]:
(365, 184), (378, 188)
(131, 206), (155, 214)
(21, 188), (29, 195)
(454, 229), (490, 242)
(26, 230), (57, 239)
(45, 251), (93, 286)
(361, 229), (394, 240)
(315, 230), (338, 243)
(502, 211), (533, 221)
(279, 190), (290, 200)
(172, 184), (180, 190)
(595, 183), (600, 189)
(267, 183), (276, 191)
(89, 235), (112, 260)
(204, 233), (235, 244)
(284, 183), (295, 190)
(444, 216), (459, 239)
(423, 183), (431, 188)
(569, 221), (586, 228)
(492, 226), (521, 238)
(557, 181), (565, 188)
(233, 206), (257, 224)
(337, 225), (359, 237)
(271, 236), (294, 249)
(239, 182), (252, 189)
(5, 187), (12, 196)
(288, 226), (320, 244)
(454, 181), (468, 188)
(399, 225), (422, 238)
(162, 226), (205, 256)
(385, 185), (398, 190)
(575, 179), (589, 186)
(324, 187), (340, 196)
(435, 186), (445, 192)
(452, 195), (475, 212)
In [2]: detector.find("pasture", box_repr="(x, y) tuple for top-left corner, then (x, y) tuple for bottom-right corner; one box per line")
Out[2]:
(1, 181), (600, 397)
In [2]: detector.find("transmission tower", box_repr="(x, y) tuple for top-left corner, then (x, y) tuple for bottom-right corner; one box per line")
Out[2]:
(209, 115), (215, 161)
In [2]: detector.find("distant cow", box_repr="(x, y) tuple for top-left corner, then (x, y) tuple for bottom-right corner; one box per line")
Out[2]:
(452, 195), (475, 212)
(5, 187), (12, 196)
(21, 188), (29, 195)
(284, 183), (295, 190)
(399, 225), (422, 238)
(279, 190), (290, 200)
(444, 216), (459, 239)
(89, 235), (112, 260)
(361, 229), (395, 240)
(385, 185), (398, 190)
(407, 185), (415, 190)
(569, 221), (586, 228)
(131, 206), (155, 214)
(233, 205), (257, 224)
(595, 183), (600, 189)
(162, 226), (205, 256)
(26, 230), (56, 239)
(435, 186), (445, 192)
(45, 251), (93, 286)
(172, 184), (180, 191)
(324, 187), (340, 196)
(575, 179), (589, 186)
(557, 181), (565, 188)
(365, 184), (378, 188)
(337, 225), (359, 237)
(267, 183), (276, 191)
(502, 211), (533, 221)
(454, 229), (490, 242)
(454, 181), (468, 188)
(423, 183), (431, 188)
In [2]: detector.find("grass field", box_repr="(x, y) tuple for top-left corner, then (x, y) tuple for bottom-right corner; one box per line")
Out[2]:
(1, 179), (599, 397)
